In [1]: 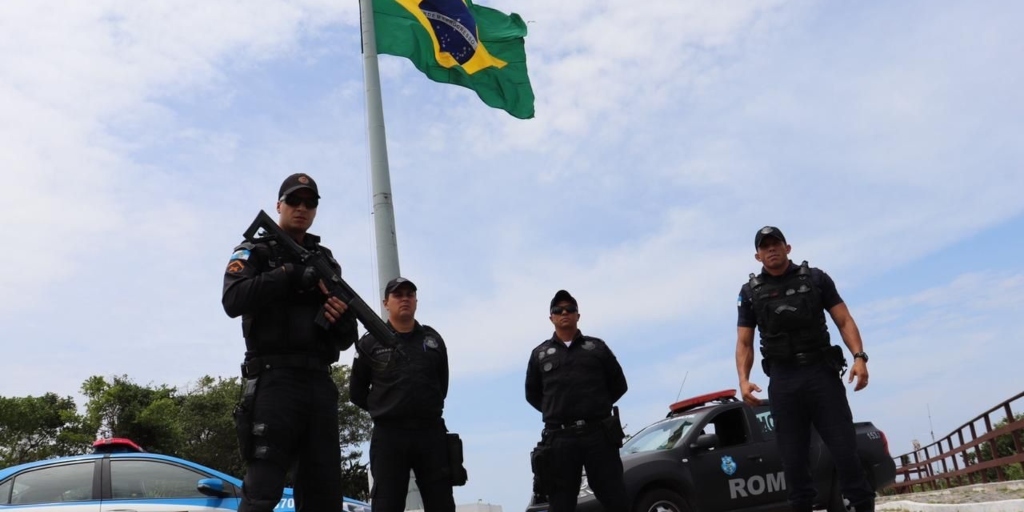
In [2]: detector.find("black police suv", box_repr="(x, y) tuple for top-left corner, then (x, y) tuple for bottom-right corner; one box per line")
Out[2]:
(526, 390), (896, 512)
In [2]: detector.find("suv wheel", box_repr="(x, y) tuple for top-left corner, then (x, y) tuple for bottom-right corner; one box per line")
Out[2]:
(633, 489), (691, 512)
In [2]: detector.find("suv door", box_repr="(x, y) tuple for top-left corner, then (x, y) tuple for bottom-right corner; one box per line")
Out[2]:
(687, 406), (785, 511)
(102, 458), (240, 511)
(3, 460), (100, 511)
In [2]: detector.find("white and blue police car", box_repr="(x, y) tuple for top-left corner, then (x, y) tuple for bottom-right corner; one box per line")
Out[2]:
(0, 438), (370, 512)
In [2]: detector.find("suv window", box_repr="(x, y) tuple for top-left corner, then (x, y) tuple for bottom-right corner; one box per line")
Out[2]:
(0, 478), (11, 504)
(622, 413), (705, 454)
(10, 462), (94, 505)
(110, 460), (208, 499)
(705, 407), (749, 447)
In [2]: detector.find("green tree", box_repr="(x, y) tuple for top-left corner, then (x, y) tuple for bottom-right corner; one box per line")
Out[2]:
(333, 364), (372, 500)
(0, 393), (91, 466)
(81, 375), (183, 455)
(177, 375), (245, 477)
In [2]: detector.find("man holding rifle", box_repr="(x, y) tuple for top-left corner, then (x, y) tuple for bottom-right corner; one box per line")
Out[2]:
(222, 173), (358, 512)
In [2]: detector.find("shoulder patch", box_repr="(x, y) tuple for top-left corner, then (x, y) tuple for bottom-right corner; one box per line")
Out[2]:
(230, 249), (251, 261)
(226, 260), (245, 274)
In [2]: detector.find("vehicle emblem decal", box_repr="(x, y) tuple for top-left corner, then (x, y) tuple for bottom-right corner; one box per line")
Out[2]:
(721, 455), (737, 476)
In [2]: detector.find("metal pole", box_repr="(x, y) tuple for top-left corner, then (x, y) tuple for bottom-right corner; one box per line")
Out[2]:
(359, 0), (401, 315)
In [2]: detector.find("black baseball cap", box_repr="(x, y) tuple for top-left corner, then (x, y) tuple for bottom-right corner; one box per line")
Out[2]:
(755, 226), (786, 248)
(384, 277), (417, 296)
(550, 289), (578, 309)
(279, 173), (320, 199)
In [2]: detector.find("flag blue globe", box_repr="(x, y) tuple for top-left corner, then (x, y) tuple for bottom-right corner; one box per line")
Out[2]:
(419, 0), (478, 64)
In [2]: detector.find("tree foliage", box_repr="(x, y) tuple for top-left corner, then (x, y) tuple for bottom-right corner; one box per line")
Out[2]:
(0, 393), (91, 467)
(80, 374), (182, 454)
(333, 365), (372, 500)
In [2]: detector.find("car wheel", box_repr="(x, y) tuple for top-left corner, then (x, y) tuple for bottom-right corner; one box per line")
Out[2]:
(633, 488), (691, 512)
(826, 472), (852, 512)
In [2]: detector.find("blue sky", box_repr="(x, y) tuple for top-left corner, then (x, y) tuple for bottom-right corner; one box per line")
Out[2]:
(1, 0), (1022, 510)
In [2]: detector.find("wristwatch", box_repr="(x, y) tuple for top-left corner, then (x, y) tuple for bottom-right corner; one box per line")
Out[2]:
(853, 352), (869, 362)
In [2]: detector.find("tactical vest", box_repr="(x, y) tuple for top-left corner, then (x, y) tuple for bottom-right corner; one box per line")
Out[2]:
(242, 237), (339, 360)
(748, 261), (830, 360)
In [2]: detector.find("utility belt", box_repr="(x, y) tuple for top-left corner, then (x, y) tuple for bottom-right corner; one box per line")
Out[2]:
(241, 354), (331, 378)
(761, 345), (847, 377)
(373, 416), (445, 430)
(544, 417), (607, 432)
(544, 407), (625, 444)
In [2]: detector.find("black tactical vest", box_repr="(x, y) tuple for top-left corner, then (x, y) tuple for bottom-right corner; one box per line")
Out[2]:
(748, 261), (830, 360)
(242, 237), (338, 361)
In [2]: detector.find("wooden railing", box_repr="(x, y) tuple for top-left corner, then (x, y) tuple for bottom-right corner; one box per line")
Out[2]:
(890, 390), (1024, 493)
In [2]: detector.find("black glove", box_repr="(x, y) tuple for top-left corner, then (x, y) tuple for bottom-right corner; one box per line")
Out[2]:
(284, 263), (318, 291)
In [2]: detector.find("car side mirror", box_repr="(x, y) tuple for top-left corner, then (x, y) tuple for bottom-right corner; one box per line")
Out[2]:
(690, 433), (719, 452)
(198, 478), (230, 498)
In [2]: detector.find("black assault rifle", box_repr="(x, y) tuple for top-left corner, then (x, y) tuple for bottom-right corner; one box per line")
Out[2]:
(243, 210), (396, 348)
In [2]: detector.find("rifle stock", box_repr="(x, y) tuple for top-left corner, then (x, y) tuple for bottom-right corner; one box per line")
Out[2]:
(243, 210), (397, 348)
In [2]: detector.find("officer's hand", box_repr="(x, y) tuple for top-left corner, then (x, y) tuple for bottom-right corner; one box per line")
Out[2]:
(740, 381), (762, 406)
(318, 281), (349, 324)
(284, 263), (318, 291)
(849, 360), (869, 391)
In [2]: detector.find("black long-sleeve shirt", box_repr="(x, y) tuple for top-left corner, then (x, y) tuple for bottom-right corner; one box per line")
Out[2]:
(525, 330), (628, 425)
(221, 233), (357, 363)
(349, 321), (449, 423)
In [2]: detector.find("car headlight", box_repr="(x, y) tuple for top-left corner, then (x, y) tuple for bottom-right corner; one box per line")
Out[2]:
(578, 475), (594, 498)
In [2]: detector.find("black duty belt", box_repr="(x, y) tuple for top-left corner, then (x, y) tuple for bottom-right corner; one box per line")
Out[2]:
(545, 417), (608, 431)
(770, 349), (828, 366)
(374, 417), (444, 430)
(242, 354), (331, 377)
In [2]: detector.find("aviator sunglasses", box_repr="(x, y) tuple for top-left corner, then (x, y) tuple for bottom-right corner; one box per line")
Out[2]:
(550, 306), (578, 315)
(281, 195), (319, 209)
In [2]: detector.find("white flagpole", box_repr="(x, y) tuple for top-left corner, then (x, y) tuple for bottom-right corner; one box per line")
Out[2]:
(359, 0), (401, 312)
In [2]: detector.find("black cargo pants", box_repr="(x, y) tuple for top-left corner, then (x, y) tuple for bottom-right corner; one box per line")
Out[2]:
(239, 368), (343, 512)
(545, 425), (628, 512)
(369, 419), (455, 512)
(768, 361), (875, 512)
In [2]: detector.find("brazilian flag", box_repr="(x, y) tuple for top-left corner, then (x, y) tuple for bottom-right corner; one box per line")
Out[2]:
(373, 0), (535, 119)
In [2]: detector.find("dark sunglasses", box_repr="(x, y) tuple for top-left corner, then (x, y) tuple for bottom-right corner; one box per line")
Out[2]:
(550, 306), (578, 315)
(282, 195), (319, 209)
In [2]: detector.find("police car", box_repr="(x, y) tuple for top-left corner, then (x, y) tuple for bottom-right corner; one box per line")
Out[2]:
(0, 438), (370, 512)
(527, 390), (896, 512)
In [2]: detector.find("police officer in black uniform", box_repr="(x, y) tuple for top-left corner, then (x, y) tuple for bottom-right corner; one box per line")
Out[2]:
(735, 226), (875, 512)
(222, 173), (358, 512)
(349, 277), (456, 512)
(525, 290), (629, 512)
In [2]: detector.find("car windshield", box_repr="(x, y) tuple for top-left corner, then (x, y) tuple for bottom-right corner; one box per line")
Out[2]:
(622, 413), (704, 454)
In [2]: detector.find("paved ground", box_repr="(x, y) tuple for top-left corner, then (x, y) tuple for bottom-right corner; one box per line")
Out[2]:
(876, 481), (1024, 512)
